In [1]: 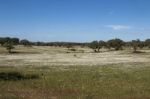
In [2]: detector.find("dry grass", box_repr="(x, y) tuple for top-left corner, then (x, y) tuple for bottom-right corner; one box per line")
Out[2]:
(0, 46), (150, 99)
(0, 63), (150, 99)
(0, 46), (150, 66)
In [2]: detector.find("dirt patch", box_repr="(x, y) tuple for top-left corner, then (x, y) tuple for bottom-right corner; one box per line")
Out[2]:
(0, 50), (150, 66)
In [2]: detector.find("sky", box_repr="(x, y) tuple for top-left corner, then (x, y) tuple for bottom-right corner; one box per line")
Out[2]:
(0, 0), (150, 42)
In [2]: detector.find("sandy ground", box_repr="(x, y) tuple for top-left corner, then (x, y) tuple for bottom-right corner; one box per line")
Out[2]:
(0, 49), (150, 66)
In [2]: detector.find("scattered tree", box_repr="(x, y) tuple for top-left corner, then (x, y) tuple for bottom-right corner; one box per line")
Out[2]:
(145, 39), (150, 48)
(66, 44), (73, 50)
(11, 38), (20, 45)
(89, 41), (99, 52)
(98, 40), (106, 52)
(3, 42), (14, 53)
(0, 37), (5, 46)
(0, 37), (19, 46)
(107, 38), (124, 50)
(131, 39), (140, 52)
(1, 36), (150, 53)
(20, 39), (31, 47)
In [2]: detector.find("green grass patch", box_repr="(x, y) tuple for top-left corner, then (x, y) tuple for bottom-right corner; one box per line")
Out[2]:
(0, 63), (150, 99)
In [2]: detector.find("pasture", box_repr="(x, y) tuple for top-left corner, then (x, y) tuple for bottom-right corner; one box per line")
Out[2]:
(0, 46), (150, 99)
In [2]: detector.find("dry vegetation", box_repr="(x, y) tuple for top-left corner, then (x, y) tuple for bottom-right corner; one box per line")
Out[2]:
(0, 46), (150, 66)
(0, 46), (150, 99)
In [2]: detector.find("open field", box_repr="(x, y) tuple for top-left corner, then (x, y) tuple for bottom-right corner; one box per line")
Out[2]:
(0, 46), (150, 99)
(0, 46), (150, 66)
(1, 0), (150, 98)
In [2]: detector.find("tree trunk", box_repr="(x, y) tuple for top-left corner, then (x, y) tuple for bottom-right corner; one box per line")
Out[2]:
(133, 46), (137, 52)
(98, 48), (100, 52)
(8, 49), (11, 53)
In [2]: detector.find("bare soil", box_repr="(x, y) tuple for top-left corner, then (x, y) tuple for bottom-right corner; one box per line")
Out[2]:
(0, 46), (149, 66)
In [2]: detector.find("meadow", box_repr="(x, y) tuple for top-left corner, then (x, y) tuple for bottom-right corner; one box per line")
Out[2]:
(0, 46), (150, 99)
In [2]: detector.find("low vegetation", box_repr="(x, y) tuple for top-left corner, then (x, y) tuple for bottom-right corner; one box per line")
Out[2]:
(0, 37), (150, 99)
(0, 37), (149, 53)
(0, 63), (150, 99)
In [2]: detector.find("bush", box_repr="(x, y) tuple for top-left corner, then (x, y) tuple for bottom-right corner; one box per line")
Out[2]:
(69, 48), (76, 51)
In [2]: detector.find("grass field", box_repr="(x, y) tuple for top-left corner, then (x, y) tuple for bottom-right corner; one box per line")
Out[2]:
(0, 46), (150, 99)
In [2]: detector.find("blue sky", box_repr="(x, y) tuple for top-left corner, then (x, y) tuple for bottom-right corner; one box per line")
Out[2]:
(0, 0), (150, 42)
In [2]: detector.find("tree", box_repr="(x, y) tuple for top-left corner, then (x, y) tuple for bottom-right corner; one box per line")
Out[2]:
(131, 39), (140, 52)
(107, 38), (124, 50)
(0, 37), (5, 46)
(145, 39), (150, 48)
(89, 41), (99, 52)
(20, 39), (31, 47)
(0, 37), (10, 46)
(3, 42), (14, 53)
(66, 43), (73, 50)
(98, 40), (106, 52)
(11, 38), (20, 45)
(0, 37), (19, 46)
(139, 41), (145, 49)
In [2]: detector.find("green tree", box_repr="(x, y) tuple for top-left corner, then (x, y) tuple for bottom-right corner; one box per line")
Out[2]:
(98, 40), (106, 52)
(3, 42), (15, 53)
(145, 39), (150, 48)
(131, 39), (140, 52)
(20, 39), (31, 47)
(0, 37), (19, 46)
(89, 41), (99, 52)
(0, 37), (4, 46)
(107, 38), (124, 50)
(11, 38), (20, 45)
(0, 37), (10, 46)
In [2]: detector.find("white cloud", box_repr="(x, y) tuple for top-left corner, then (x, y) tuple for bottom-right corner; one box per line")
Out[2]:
(107, 25), (130, 30)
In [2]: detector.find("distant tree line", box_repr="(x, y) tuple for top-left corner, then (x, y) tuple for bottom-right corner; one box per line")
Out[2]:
(0, 37), (150, 53)
(89, 38), (150, 52)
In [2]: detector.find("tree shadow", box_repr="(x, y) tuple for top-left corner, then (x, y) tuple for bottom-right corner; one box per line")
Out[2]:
(0, 72), (39, 81)
(132, 51), (146, 54)
(5, 51), (40, 54)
